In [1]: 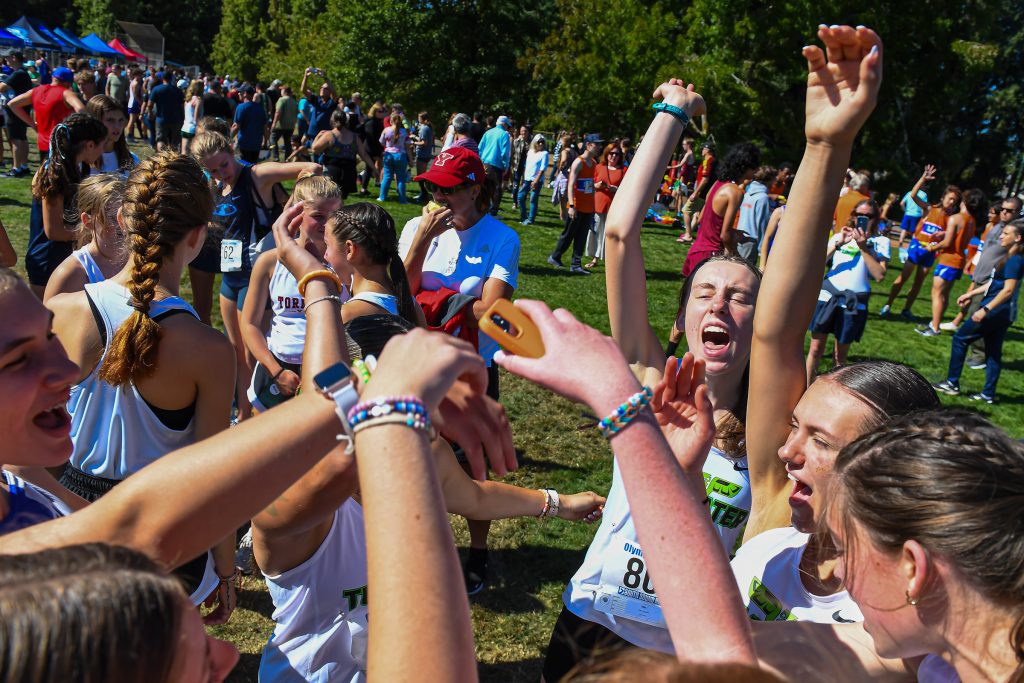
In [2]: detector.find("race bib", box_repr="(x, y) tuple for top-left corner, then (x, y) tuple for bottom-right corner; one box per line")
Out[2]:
(576, 177), (594, 194)
(220, 239), (243, 272)
(594, 538), (666, 628)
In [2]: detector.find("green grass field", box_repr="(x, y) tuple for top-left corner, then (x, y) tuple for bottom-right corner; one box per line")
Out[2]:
(2, 140), (1021, 682)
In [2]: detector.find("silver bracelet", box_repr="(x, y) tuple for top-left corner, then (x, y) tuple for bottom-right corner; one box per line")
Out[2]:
(304, 294), (342, 312)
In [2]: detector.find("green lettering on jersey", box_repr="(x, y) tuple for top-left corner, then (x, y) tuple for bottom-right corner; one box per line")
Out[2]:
(705, 476), (742, 499)
(747, 577), (798, 622)
(708, 498), (750, 529)
(342, 585), (368, 611)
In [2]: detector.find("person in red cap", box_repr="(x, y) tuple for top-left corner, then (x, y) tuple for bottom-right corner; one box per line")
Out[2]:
(398, 145), (521, 595)
(7, 67), (85, 156)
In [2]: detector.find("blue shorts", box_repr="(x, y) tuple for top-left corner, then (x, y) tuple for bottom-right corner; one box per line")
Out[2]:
(900, 214), (921, 233)
(907, 239), (935, 268)
(220, 279), (251, 311)
(933, 264), (963, 282)
(810, 299), (869, 345)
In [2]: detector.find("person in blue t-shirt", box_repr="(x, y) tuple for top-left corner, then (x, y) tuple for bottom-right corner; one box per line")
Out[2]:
(934, 220), (1023, 403)
(147, 71), (186, 152)
(298, 67), (336, 141)
(231, 84), (268, 164)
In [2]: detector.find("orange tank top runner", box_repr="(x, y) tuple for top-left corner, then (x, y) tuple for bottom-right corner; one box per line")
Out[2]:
(937, 210), (977, 271)
(573, 158), (597, 214)
(912, 206), (951, 245)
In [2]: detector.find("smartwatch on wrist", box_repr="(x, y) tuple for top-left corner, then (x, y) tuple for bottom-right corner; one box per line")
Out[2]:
(982, 305), (990, 314)
(313, 362), (360, 453)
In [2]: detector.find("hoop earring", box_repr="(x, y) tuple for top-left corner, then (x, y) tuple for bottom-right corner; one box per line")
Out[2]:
(906, 591), (919, 606)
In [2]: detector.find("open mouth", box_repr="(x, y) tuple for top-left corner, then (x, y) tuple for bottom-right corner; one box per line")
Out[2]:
(701, 323), (731, 355)
(33, 402), (71, 435)
(788, 472), (813, 506)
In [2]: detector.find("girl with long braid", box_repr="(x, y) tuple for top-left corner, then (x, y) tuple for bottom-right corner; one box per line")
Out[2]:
(44, 151), (239, 621)
(25, 112), (107, 297)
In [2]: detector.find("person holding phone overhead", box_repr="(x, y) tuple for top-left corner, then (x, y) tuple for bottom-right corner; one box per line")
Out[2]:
(805, 199), (888, 382)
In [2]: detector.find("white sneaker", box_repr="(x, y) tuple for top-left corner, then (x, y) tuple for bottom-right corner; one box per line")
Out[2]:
(939, 321), (958, 332)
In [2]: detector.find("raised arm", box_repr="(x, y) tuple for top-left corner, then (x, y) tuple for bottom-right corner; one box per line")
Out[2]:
(745, 25), (883, 540)
(604, 80), (706, 373)
(299, 68), (312, 100)
(497, 300), (756, 664)
(908, 165), (935, 210)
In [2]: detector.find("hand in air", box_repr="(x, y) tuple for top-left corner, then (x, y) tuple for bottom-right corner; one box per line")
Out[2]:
(650, 354), (716, 478)
(492, 299), (641, 417)
(557, 492), (606, 523)
(802, 25), (883, 148)
(921, 164), (937, 182)
(272, 203), (324, 280)
(653, 78), (707, 119)
(436, 378), (517, 480)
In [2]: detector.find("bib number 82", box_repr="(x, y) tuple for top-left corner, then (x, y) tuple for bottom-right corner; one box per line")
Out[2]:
(622, 557), (656, 595)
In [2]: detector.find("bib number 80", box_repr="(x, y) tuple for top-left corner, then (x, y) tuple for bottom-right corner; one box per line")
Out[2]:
(623, 557), (656, 595)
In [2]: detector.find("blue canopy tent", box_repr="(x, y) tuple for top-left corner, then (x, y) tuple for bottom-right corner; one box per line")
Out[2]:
(5, 18), (56, 49)
(27, 19), (74, 54)
(80, 33), (120, 58)
(54, 27), (92, 55)
(0, 27), (25, 47)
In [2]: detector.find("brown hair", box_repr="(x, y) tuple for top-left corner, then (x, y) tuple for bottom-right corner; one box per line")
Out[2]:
(599, 143), (621, 165)
(0, 543), (185, 683)
(74, 173), (125, 248)
(567, 648), (783, 682)
(941, 184), (963, 206)
(86, 94), (134, 171)
(99, 152), (213, 387)
(753, 165), (777, 185)
(189, 130), (233, 162)
(32, 112), (108, 212)
(829, 409), (1024, 682)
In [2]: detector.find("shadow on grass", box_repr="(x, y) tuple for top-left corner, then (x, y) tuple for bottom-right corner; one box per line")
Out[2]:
(463, 544), (587, 615)
(479, 657), (545, 682)
(515, 453), (581, 475)
(0, 194), (30, 208)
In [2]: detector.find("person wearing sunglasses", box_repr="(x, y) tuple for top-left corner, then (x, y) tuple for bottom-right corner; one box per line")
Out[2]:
(583, 143), (627, 269)
(398, 145), (521, 595)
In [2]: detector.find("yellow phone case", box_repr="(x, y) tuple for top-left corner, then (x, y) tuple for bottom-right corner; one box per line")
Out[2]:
(479, 299), (545, 358)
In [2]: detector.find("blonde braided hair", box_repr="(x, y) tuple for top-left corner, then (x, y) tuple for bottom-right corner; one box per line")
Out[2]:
(99, 152), (213, 387)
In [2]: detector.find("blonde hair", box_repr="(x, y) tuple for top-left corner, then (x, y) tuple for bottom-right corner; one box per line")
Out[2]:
(290, 175), (342, 207)
(99, 152), (214, 387)
(75, 173), (125, 248)
(189, 131), (233, 162)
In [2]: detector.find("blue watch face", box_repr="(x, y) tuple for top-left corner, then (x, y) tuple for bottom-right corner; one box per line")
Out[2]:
(314, 362), (353, 390)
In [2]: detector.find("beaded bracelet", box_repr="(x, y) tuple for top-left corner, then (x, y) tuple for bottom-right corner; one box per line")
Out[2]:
(352, 359), (372, 386)
(597, 386), (654, 439)
(348, 396), (431, 431)
(352, 413), (432, 436)
(297, 269), (343, 298)
(651, 101), (691, 127)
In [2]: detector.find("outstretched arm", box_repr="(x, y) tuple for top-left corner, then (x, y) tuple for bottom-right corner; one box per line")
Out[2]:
(745, 25), (883, 540)
(604, 80), (706, 375)
(908, 165), (935, 210)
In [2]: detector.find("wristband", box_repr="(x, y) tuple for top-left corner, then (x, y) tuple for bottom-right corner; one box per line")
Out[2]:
(652, 102), (691, 127)
(304, 294), (342, 312)
(272, 367), (286, 380)
(352, 358), (372, 386)
(352, 413), (432, 436)
(597, 386), (654, 439)
(297, 269), (342, 297)
(982, 305), (990, 313)
(348, 396), (431, 432)
(539, 488), (560, 519)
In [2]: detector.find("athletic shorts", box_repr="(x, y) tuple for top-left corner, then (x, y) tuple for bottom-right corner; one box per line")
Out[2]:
(900, 214), (921, 233)
(5, 114), (27, 141)
(906, 239), (936, 268)
(220, 279), (251, 311)
(128, 102), (141, 115)
(155, 120), (182, 147)
(541, 606), (634, 683)
(248, 357), (302, 413)
(933, 264), (963, 282)
(189, 234), (221, 273)
(810, 299), (868, 345)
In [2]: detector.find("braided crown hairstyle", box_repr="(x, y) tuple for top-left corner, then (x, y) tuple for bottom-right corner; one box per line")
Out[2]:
(328, 203), (419, 325)
(829, 409), (1024, 680)
(32, 112), (108, 223)
(99, 152), (213, 387)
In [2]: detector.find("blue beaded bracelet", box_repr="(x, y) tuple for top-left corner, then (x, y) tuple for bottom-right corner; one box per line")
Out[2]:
(347, 396), (430, 431)
(597, 386), (654, 439)
(651, 102), (691, 127)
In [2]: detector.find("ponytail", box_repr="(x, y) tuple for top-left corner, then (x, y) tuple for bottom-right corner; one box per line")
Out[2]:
(99, 152), (213, 387)
(328, 202), (422, 326)
(32, 112), (108, 223)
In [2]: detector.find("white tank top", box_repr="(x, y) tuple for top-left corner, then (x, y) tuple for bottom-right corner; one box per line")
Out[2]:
(183, 97), (199, 129)
(68, 281), (198, 480)
(563, 447), (751, 652)
(128, 80), (138, 108)
(730, 526), (862, 624)
(267, 261), (307, 364)
(0, 469), (72, 535)
(260, 498), (368, 683)
(346, 291), (398, 315)
(72, 247), (105, 285)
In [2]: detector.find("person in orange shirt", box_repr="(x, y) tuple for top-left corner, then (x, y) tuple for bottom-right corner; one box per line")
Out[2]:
(584, 144), (627, 269)
(880, 165), (961, 319)
(916, 189), (988, 336)
(834, 171), (870, 230)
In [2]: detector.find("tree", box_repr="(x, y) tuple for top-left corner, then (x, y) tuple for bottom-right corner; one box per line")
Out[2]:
(211, 0), (266, 81)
